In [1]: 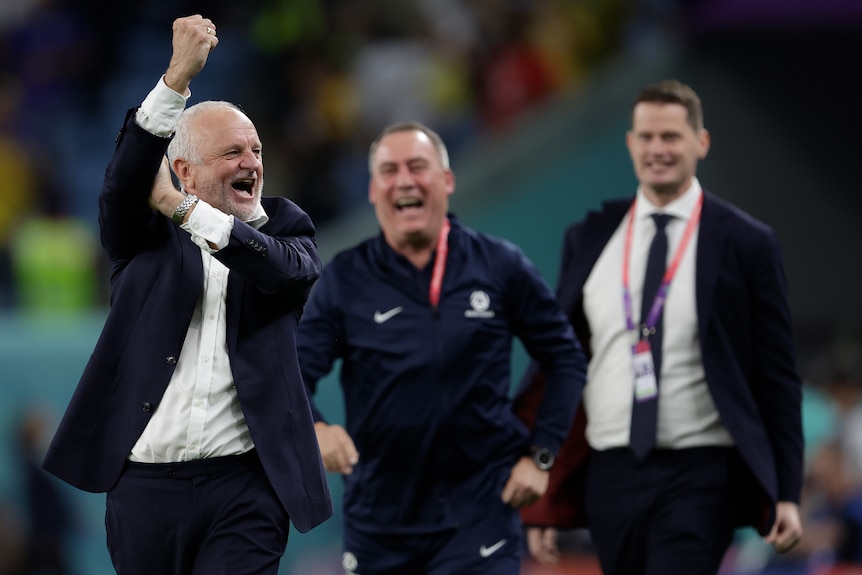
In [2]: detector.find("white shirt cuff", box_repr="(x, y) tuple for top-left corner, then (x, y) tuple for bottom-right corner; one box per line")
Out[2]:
(135, 76), (190, 137)
(181, 200), (234, 252)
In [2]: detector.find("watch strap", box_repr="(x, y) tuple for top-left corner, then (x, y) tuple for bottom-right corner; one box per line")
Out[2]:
(171, 193), (199, 224)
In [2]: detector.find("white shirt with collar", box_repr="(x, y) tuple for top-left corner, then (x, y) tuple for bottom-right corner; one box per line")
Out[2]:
(129, 77), (267, 463)
(582, 178), (733, 451)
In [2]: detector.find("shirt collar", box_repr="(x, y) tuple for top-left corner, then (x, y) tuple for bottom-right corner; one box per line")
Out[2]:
(635, 177), (702, 223)
(244, 201), (269, 229)
(373, 213), (459, 268)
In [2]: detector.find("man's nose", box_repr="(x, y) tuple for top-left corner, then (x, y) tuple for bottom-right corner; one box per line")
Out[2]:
(645, 138), (668, 154)
(395, 167), (414, 189)
(239, 151), (262, 169)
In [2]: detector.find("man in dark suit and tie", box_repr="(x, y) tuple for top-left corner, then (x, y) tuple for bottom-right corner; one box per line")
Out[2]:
(42, 15), (332, 575)
(516, 79), (804, 574)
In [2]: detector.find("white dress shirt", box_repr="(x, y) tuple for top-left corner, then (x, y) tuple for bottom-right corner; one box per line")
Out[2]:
(582, 179), (733, 451)
(128, 77), (267, 463)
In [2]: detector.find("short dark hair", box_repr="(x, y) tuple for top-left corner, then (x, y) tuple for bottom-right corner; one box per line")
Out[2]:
(633, 80), (704, 132)
(368, 121), (450, 172)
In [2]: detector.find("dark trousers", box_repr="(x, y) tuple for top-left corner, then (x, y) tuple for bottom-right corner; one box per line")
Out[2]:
(106, 450), (291, 575)
(342, 464), (523, 575)
(585, 446), (738, 575)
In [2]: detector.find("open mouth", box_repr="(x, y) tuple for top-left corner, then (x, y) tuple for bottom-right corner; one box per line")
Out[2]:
(232, 178), (255, 196)
(395, 197), (423, 211)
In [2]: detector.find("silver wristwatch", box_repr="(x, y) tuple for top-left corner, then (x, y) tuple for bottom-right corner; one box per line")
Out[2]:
(530, 446), (555, 471)
(171, 194), (199, 224)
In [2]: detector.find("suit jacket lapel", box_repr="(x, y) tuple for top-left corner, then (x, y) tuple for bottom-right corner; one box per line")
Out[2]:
(574, 194), (731, 343)
(177, 231), (204, 326)
(555, 199), (630, 356)
(695, 192), (731, 337)
(569, 199), (631, 300)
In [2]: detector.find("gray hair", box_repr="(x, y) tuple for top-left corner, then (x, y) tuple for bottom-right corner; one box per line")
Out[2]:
(368, 121), (450, 173)
(167, 100), (247, 164)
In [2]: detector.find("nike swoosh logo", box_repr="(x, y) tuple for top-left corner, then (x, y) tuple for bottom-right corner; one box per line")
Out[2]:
(479, 539), (507, 558)
(373, 306), (403, 324)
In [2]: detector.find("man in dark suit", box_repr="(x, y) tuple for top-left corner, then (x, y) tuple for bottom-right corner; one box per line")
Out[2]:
(42, 15), (332, 575)
(516, 79), (804, 574)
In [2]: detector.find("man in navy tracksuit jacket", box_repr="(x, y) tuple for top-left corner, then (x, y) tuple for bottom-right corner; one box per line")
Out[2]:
(297, 122), (586, 574)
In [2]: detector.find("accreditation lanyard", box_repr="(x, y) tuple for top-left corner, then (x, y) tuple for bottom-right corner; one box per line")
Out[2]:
(429, 218), (451, 309)
(624, 194), (701, 401)
(622, 193), (703, 339)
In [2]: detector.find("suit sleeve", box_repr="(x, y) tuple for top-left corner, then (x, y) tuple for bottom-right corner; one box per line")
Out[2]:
(747, 229), (804, 503)
(215, 204), (321, 297)
(99, 108), (173, 266)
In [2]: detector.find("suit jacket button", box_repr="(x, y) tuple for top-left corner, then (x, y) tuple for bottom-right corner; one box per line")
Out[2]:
(166, 356), (177, 365)
(142, 402), (152, 412)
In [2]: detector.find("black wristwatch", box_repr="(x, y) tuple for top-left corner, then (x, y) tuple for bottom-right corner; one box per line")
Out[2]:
(529, 446), (555, 471)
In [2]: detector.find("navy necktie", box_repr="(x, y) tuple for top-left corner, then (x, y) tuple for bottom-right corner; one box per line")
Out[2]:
(629, 213), (672, 460)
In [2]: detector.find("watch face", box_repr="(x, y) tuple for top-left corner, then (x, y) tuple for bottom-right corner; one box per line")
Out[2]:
(533, 448), (554, 471)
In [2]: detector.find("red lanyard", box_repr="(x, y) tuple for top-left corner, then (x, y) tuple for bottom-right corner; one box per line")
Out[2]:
(429, 218), (451, 309)
(621, 193), (702, 336)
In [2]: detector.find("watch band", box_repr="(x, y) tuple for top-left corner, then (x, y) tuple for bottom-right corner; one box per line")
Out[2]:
(171, 193), (199, 224)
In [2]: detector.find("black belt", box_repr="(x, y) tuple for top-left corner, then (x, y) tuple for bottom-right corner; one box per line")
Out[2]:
(123, 449), (259, 479)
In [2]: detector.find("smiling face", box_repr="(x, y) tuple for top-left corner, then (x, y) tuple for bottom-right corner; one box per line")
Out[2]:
(172, 104), (263, 221)
(626, 101), (710, 206)
(368, 128), (455, 258)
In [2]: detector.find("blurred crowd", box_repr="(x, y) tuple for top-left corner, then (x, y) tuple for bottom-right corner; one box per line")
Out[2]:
(0, 404), (75, 575)
(0, 0), (635, 314)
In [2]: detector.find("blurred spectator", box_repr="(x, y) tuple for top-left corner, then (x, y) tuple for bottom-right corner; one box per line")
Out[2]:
(803, 338), (862, 572)
(8, 156), (99, 315)
(16, 404), (74, 575)
(473, 6), (557, 131)
(349, 13), (437, 134)
(9, 211), (99, 314)
(0, 0), (98, 146)
(0, 75), (37, 310)
(529, 0), (629, 91)
(0, 502), (25, 575)
(2, 0), (635, 236)
(234, 0), (631, 227)
(806, 338), (862, 478)
(415, 0), (478, 155)
(470, 0), (628, 133)
(245, 1), (359, 223)
(276, 49), (362, 224)
(737, 438), (862, 575)
(808, 440), (862, 565)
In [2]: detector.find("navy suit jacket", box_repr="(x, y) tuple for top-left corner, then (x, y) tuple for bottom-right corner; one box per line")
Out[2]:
(43, 108), (333, 533)
(516, 191), (804, 534)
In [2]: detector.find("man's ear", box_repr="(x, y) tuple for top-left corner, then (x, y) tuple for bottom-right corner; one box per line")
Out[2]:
(172, 158), (191, 189)
(697, 129), (711, 160)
